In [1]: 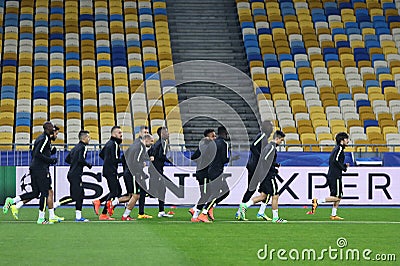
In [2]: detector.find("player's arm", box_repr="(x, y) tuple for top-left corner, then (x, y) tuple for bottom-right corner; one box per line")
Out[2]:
(77, 145), (91, 168)
(156, 141), (171, 164)
(191, 148), (201, 160)
(131, 145), (145, 172)
(99, 146), (105, 160)
(65, 152), (72, 164)
(33, 136), (56, 164)
(250, 133), (262, 157)
(221, 141), (230, 165)
(333, 147), (347, 171)
(110, 142), (122, 164)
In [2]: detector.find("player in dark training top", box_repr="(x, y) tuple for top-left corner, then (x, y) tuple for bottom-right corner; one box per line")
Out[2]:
(307, 132), (350, 220)
(53, 130), (92, 222)
(3, 122), (58, 224)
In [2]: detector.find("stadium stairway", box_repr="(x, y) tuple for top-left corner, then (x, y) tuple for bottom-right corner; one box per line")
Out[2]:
(166, 0), (260, 148)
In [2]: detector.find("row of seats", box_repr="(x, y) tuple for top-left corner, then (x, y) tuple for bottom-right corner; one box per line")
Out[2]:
(237, 0), (400, 151)
(0, 0), (185, 150)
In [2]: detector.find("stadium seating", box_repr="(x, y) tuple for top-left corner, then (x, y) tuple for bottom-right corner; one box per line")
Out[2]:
(236, 0), (400, 151)
(0, 0), (184, 150)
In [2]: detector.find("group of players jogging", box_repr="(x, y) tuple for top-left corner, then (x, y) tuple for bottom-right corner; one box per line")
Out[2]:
(3, 120), (350, 224)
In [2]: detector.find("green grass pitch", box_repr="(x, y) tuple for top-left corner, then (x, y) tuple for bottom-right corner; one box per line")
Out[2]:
(0, 206), (398, 265)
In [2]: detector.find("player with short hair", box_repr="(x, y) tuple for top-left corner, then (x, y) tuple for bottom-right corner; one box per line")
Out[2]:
(239, 130), (287, 223)
(121, 134), (154, 221)
(236, 120), (274, 221)
(95, 126), (123, 220)
(307, 132), (350, 220)
(189, 128), (217, 222)
(53, 130), (92, 222)
(3, 122), (59, 224)
(4, 125), (64, 223)
(148, 126), (174, 218)
(92, 125), (151, 219)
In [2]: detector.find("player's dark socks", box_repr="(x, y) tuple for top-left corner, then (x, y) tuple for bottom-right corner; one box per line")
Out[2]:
(242, 189), (255, 203)
(76, 199), (83, 211)
(58, 196), (73, 205)
(158, 200), (165, 212)
(215, 191), (229, 205)
(99, 194), (109, 203)
(138, 189), (146, 215)
(195, 203), (205, 210)
(101, 205), (107, 215)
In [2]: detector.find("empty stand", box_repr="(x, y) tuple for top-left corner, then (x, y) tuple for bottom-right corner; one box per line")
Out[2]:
(166, 0), (259, 146)
(237, 0), (400, 151)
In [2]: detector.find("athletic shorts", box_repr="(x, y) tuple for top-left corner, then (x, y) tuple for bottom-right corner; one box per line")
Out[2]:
(67, 175), (84, 201)
(258, 177), (279, 196)
(123, 171), (141, 195)
(328, 178), (343, 198)
(30, 169), (52, 192)
(104, 174), (122, 197)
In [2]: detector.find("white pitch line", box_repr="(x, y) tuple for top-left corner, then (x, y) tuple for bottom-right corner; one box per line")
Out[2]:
(0, 220), (399, 224)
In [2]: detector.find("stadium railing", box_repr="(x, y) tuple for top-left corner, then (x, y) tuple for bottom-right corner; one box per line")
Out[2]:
(0, 143), (399, 167)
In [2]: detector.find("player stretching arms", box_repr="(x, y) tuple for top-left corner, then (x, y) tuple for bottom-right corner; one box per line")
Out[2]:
(53, 130), (92, 222)
(307, 132), (350, 220)
(239, 130), (287, 223)
(121, 134), (154, 221)
(236, 120), (274, 221)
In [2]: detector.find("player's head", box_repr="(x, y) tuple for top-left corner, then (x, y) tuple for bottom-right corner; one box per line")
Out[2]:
(218, 126), (229, 140)
(51, 125), (60, 141)
(111, 126), (123, 140)
(157, 126), (169, 140)
(273, 130), (285, 146)
(336, 132), (349, 146)
(138, 125), (149, 137)
(79, 130), (90, 144)
(203, 129), (216, 140)
(43, 121), (55, 135)
(142, 134), (154, 147)
(260, 120), (274, 138)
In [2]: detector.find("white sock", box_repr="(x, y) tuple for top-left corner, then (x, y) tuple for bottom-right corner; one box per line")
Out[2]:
(331, 207), (337, 216)
(48, 208), (55, 219)
(39, 210), (45, 219)
(112, 198), (119, 206)
(123, 208), (131, 218)
(258, 202), (267, 215)
(76, 210), (82, 220)
(16, 201), (24, 209)
(54, 201), (60, 209)
(193, 209), (201, 219)
(202, 209), (208, 214)
(159, 211), (165, 215)
(245, 200), (254, 208)
(272, 209), (279, 219)
(237, 206), (241, 213)
(13, 196), (21, 204)
(318, 198), (326, 204)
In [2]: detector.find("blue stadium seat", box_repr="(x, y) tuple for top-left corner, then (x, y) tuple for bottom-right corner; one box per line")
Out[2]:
(363, 120), (379, 131)
(356, 100), (371, 111)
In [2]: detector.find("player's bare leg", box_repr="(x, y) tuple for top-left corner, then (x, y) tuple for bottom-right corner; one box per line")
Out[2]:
(121, 194), (140, 221)
(270, 195), (287, 223)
